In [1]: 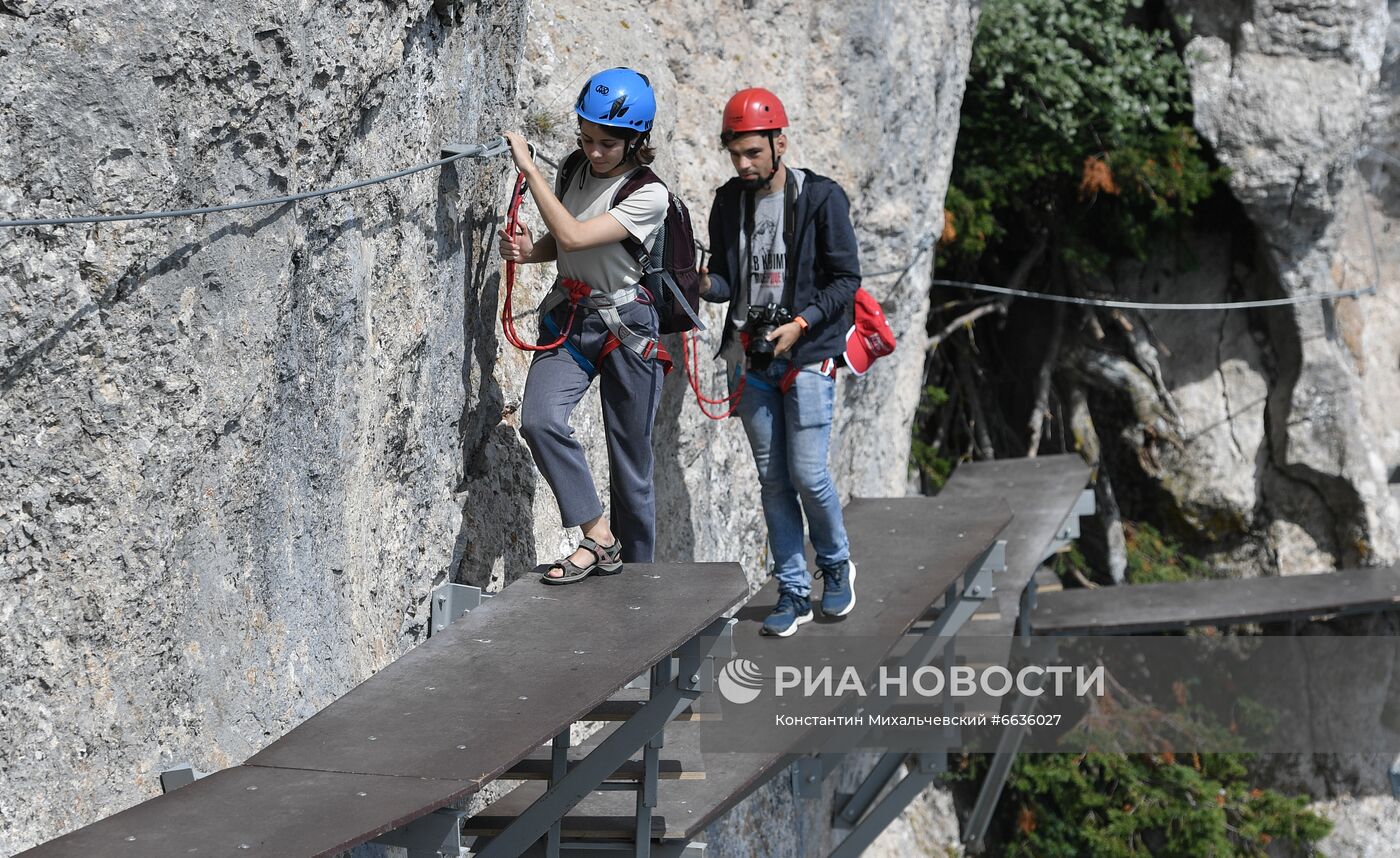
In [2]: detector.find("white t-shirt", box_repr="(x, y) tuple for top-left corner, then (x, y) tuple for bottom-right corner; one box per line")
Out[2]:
(556, 166), (668, 294)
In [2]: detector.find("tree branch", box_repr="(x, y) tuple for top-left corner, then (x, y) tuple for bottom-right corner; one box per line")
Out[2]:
(1027, 301), (1066, 457)
(926, 302), (1007, 354)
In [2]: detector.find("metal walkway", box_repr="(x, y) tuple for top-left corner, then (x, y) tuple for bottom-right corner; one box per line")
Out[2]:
(16, 455), (1100, 858)
(1030, 564), (1400, 634)
(465, 456), (1094, 858)
(16, 563), (748, 858)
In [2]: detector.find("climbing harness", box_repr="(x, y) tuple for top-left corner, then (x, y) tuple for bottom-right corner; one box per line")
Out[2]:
(499, 168), (673, 375)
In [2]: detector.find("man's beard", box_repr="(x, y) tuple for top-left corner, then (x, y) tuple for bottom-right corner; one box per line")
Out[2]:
(739, 156), (780, 191)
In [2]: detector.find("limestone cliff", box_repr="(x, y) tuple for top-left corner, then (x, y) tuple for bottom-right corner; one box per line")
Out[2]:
(1102, 0), (1400, 575)
(0, 0), (975, 852)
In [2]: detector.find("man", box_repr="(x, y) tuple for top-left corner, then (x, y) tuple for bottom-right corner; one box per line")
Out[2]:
(699, 88), (861, 637)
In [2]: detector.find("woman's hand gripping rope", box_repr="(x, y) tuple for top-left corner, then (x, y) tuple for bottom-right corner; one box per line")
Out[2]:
(498, 164), (575, 352)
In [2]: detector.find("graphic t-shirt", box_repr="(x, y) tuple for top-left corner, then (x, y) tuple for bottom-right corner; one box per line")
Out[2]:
(747, 189), (787, 309)
(556, 165), (668, 294)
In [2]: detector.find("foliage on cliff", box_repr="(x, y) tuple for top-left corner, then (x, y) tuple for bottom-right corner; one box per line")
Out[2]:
(957, 751), (1331, 857)
(939, 0), (1219, 278)
(914, 0), (1227, 565)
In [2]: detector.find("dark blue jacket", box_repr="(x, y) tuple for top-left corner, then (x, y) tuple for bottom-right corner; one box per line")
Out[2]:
(702, 168), (862, 366)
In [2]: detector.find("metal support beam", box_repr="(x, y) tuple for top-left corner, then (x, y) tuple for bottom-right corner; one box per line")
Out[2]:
(547, 730), (570, 858)
(962, 693), (1037, 852)
(963, 639), (1058, 850)
(1018, 574), (1038, 639)
(1021, 489), (1093, 637)
(895, 540), (1003, 682)
(832, 753), (905, 829)
(1041, 489), (1095, 561)
(431, 583), (494, 636)
(473, 618), (731, 858)
(814, 542), (1004, 781)
(372, 808), (465, 857)
(827, 761), (941, 858)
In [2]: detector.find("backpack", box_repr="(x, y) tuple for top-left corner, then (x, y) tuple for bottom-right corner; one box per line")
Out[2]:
(558, 151), (705, 335)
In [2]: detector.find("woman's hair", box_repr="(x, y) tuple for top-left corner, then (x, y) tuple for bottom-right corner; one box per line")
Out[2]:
(579, 121), (655, 166)
(622, 130), (656, 166)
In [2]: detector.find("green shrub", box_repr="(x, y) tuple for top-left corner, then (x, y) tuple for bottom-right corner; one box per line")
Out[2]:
(940, 0), (1222, 279)
(955, 751), (1331, 857)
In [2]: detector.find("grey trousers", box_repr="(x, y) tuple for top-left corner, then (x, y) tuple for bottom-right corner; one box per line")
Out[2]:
(519, 299), (664, 563)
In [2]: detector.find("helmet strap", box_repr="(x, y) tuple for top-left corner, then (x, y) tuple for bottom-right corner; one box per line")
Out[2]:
(763, 130), (782, 189)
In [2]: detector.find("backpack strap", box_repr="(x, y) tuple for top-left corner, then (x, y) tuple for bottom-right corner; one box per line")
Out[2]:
(557, 149), (588, 195)
(613, 166), (661, 263)
(615, 168), (707, 332)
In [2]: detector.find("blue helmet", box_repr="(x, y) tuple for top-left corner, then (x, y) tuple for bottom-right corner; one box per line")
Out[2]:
(574, 67), (656, 133)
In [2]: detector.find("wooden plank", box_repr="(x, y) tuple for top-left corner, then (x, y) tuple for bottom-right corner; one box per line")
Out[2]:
(1031, 565), (1400, 635)
(936, 455), (1091, 634)
(464, 495), (1014, 842)
(14, 765), (473, 858)
(461, 731), (754, 841)
(248, 563), (746, 784)
(463, 810), (665, 840)
(501, 723), (706, 782)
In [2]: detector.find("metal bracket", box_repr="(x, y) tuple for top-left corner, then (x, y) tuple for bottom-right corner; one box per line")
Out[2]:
(627, 620), (732, 691)
(372, 808), (465, 857)
(431, 583), (494, 636)
(912, 752), (946, 775)
(1045, 489), (1096, 558)
(791, 756), (825, 799)
(964, 540), (1006, 600)
(678, 617), (735, 693)
(158, 763), (207, 794)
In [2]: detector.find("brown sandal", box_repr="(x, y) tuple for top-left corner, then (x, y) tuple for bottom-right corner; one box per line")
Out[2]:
(541, 537), (624, 585)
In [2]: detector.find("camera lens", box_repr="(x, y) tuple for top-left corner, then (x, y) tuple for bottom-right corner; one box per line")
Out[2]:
(749, 333), (776, 370)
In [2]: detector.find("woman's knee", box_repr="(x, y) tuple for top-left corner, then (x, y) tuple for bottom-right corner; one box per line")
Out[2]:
(520, 404), (567, 448)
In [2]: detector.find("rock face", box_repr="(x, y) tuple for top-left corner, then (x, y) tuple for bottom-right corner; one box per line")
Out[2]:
(1136, 0), (1400, 573)
(0, 0), (974, 852)
(1088, 0), (1400, 846)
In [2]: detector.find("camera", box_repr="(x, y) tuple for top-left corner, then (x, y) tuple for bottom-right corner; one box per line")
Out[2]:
(743, 303), (793, 371)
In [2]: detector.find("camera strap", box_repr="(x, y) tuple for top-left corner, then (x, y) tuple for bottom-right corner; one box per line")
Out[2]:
(742, 190), (756, 315)
(780, 173), (798, 310)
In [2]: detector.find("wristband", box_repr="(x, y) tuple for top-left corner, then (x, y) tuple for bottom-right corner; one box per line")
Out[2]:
(794, 315), (810, 334)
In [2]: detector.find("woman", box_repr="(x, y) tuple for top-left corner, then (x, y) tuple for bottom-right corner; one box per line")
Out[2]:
(498, 67), (670, 584)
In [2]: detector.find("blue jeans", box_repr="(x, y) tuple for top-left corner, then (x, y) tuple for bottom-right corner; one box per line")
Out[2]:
(735, 358), (850, 597)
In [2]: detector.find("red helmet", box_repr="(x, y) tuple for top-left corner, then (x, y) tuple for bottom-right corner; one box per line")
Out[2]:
(721, 88), (788, 136)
